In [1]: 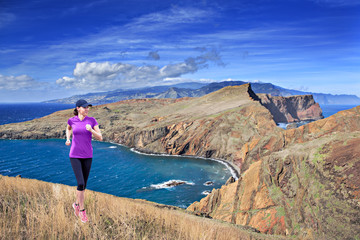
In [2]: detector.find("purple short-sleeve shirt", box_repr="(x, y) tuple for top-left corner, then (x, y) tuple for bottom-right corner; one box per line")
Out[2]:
(68, 116), (98, 158)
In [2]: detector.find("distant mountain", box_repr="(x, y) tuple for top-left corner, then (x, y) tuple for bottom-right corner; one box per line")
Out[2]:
(154, 87), (196, 99)
(45, 81), (360, 105)
(45, 86), (171, 105)
(169, 82), (208, 89)
(300, 93), (360, 105)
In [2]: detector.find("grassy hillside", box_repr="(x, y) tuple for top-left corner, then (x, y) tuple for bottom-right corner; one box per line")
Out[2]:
(0, 175), (285, 240)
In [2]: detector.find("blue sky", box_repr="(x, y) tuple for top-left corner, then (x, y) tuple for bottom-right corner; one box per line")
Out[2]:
(0, 0), (359, 102)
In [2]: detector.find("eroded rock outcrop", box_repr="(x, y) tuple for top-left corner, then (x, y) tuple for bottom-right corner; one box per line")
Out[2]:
(258, 94), (323, 123)
(188, 106), (360, 239)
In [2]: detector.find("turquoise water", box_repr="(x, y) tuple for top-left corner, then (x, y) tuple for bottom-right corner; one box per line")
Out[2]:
(0, 139), (232, 208)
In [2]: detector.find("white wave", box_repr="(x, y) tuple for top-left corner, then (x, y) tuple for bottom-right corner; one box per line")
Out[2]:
(110, 141), (239, 180)
(130, 147), (169, 157)
(277, 123), (288, 129)
(277, 120), (313, 130)
(202, 190), (212, 195)
(203, 181), (214, 186)
(150, 180), (195, 189)
(108, 146), (117, 149)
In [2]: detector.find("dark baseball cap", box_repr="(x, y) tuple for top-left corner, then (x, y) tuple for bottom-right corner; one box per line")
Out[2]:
(76, 99), (92, 108)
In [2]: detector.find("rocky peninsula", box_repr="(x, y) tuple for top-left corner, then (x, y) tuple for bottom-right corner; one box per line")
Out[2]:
(0, 84), (322, 167)
(1, 84), (358, 239)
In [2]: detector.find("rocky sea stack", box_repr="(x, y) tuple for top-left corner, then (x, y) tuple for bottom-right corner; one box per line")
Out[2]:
(1, 84), (358, 239)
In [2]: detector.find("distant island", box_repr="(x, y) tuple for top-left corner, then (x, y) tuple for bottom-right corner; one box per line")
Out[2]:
(44, 80), (360, 106)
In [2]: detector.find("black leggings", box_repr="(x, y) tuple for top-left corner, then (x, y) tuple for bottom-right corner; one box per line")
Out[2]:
(70, 158), (92, 191)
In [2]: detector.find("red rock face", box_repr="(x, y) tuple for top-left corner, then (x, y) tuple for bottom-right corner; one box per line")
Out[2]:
(258, 94), (324, 123)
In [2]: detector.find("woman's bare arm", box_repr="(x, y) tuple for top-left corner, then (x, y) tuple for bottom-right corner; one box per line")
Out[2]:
(90, 125), (103, 141)
(65, 124), (72, 145)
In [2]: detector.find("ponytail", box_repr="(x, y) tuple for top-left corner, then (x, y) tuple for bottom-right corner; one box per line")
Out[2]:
(73, 108), (79, 116)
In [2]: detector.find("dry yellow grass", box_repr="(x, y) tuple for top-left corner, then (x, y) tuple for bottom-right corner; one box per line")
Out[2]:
(0, 175), (285, 240)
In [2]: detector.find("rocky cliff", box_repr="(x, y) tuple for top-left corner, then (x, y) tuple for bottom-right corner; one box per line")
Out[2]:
(188, 105), (360, 239)
(258, 94), (323, 123)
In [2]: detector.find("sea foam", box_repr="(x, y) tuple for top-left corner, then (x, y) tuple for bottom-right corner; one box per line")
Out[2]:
(149, 180), (195, 189)
(126, 146), (238, 180)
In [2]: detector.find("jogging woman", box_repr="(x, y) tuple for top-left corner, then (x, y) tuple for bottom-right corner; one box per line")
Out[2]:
(65, 99), (102, 223)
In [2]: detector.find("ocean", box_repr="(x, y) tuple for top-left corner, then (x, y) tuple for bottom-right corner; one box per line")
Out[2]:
(320, 104), (358, 118)
(0, 103), (357, 207)
(0, 103), (74, 125)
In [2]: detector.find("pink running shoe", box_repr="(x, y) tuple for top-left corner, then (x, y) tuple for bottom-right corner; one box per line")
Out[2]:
(79, 209), (88, 223)
(72, 203), (80, 217)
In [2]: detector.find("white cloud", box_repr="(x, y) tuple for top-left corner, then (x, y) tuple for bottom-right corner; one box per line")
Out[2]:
(0, 74), (45, 90)
(128, 7), (212, 29)
(56, 49), (223, 90)
(56, 76), (77, 87)
(160, 60), (198, 78)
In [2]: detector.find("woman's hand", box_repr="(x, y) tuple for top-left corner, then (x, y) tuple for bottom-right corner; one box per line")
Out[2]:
(85, 124), (93, 132)
(65, 139), (71, 146)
